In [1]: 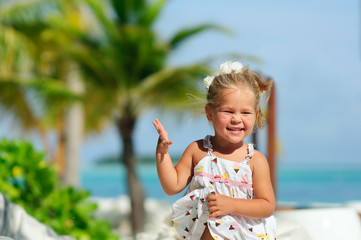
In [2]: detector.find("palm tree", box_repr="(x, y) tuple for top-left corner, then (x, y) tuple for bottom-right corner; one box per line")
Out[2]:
(0, 0), (94, 184)
(1, 0), (230, 234)
(0, 0), (59, 151)
(70, 0), (229, 235)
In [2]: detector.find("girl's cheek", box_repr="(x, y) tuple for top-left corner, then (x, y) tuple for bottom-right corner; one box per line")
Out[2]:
(220, 115), (230, 121)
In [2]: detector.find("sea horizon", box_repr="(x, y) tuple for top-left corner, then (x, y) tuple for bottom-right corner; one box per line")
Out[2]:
(81, 159), (361, 207)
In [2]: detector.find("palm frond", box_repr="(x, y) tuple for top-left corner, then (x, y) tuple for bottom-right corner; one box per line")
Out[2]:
(110, 0), (146, 24)
(25, 77), (81, 101)
(139, 0), (167, 27)
(0, 0), (61, 23)
(132, 63), (210, 114)
(169, 24), (233, 49)
(196, 52), (264, 68)
(82, 0), (117, 39)
(0, 79), (39, 130)
(0, 26), (35, 76)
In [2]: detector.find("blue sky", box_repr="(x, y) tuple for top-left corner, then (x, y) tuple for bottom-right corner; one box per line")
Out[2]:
(139, 0), (361, 167)
(2, 0), (361, 167)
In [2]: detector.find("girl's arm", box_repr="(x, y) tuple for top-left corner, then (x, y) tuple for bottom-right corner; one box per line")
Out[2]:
(207, 151), (275, 219)
(153, 119), (194, 195)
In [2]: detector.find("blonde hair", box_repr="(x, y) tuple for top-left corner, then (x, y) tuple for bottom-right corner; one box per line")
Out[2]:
(206, 66), (272, 128)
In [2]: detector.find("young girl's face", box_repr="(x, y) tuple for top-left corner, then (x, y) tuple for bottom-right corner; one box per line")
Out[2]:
(206, 86), (256, 146)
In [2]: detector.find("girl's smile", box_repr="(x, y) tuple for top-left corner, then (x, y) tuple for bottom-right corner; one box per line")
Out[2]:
(206, 86), (256, 149)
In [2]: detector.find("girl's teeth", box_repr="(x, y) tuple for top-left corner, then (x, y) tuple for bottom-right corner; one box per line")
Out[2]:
(228, 127), (241, 131)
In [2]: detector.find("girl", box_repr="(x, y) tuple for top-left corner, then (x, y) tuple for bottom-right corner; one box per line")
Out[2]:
(153, 61), (277, 240)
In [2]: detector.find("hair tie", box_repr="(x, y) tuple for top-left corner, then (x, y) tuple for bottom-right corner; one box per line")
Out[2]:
(203, 61), (244, 89)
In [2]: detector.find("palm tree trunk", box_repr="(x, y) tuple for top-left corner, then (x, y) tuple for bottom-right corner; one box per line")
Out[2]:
(63, 62), (84, 187)
(117, 115), (145, 235)
(55, 117), (66, 176)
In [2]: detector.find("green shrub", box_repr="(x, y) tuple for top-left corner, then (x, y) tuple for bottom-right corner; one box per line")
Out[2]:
(0, 138), (119, 240)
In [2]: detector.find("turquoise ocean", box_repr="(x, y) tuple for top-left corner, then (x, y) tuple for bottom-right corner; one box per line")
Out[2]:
(81, 162), (361, 207)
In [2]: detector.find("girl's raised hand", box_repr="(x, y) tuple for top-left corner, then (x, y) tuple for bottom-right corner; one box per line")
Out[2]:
(152, 118), (173, 154)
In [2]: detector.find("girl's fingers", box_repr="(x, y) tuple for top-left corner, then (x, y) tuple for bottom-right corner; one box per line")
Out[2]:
(152, 119), (163, 132)
(154, 118), (161, 127)
(160, 139), (173, 146)
(207, 193), (217, 202)
(152, 119), (162, 129)
(153, 119), (168, 138)
(153, 119), (173, 152)
(209, 212), (220, 219)
(208, 208), (221, 218)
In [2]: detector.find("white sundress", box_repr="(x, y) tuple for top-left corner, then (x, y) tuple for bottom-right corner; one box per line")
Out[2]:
(172, 135), (277, 240)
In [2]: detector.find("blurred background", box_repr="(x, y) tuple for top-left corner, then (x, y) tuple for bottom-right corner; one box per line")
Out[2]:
(0, 0), (360, 239)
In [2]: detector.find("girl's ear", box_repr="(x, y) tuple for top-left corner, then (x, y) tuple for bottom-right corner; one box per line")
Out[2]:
(205, 104), (213, 121)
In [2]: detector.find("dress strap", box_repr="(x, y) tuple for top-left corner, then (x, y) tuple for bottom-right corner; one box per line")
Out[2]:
(203, 135), (213, 155)
(204, 136), (255, 159)
(243, 144), (255, 164)
(248, 144), (255, 156)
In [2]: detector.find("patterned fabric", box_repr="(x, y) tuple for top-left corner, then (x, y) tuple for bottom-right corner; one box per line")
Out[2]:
(172, 135), (277, 240)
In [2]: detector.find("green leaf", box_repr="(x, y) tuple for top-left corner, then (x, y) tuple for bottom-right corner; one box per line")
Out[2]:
(0, 138), (118, 238)
(170, 24), (233, 49)
(140, 0), (167, 26)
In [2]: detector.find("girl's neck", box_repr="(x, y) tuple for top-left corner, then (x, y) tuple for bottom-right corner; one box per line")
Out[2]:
(211, 135), (245, 154)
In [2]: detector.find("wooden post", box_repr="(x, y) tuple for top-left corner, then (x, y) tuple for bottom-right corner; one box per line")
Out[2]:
(267, 79), (276, 195)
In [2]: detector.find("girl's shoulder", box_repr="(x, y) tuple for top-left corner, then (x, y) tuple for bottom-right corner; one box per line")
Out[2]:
(252, 149), (266, 158)
(184, 139), (208, 166)
(249, 149), (269, 171)
(186, 139), (208, 155)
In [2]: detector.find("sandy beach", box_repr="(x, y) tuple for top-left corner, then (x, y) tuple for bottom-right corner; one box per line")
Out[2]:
(92, 196), (178, 240)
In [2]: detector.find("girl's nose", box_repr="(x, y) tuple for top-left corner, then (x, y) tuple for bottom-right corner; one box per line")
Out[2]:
(231, 114), (242, 123)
